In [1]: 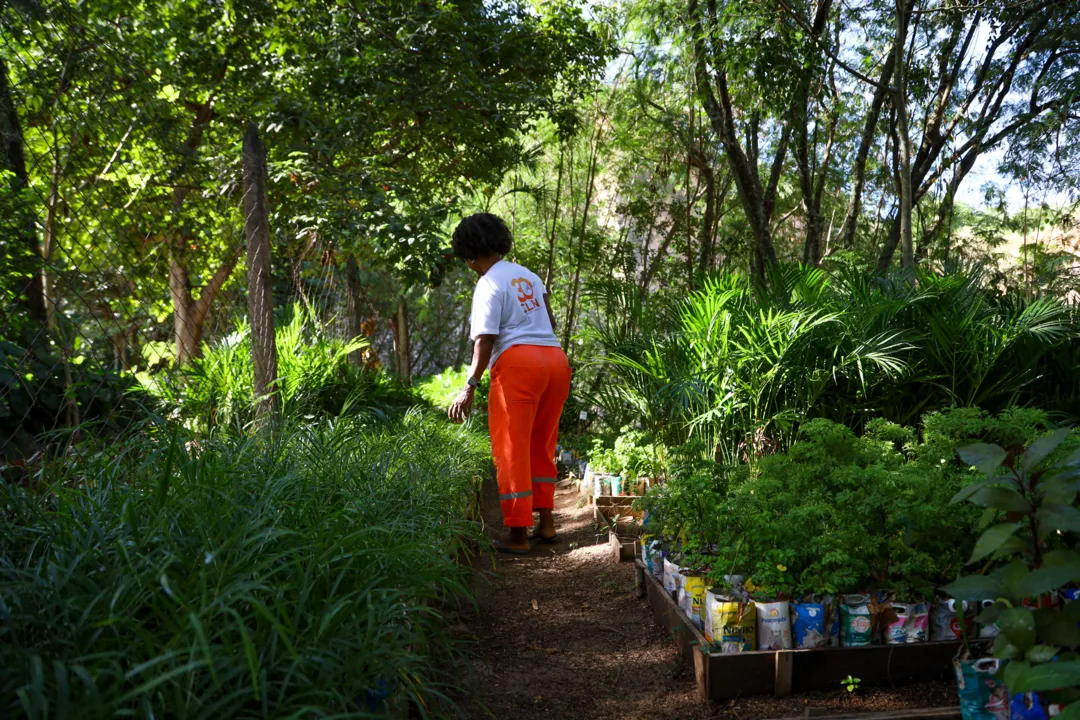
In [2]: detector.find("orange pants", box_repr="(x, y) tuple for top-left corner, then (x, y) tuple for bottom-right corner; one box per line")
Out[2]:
(489, 345), (572, 527)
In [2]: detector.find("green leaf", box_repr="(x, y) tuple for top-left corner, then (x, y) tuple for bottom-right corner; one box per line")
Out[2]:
(1039, 474), (1079, 505)
(970, 523), (1023, 564)
(959, 443), (1008, 478)
(1039, 504), (1080, 533)
(1044, 550), (1080, 570)
(1004, 659), (1028, 688)
(978, 507), (998, 530)
(943, 575), (1005, 601)
(977, 601), (1005, 626)
(1035, 610), (1080, 648)
(998, 536), (1032, 556)
(952, 475), (1013, 505)
(1009, 660), (1080, 693)
(970, 486), (1030, 513)
(1027, 645), (1061, 663)
(1016, 566), (1080, 600)
(994, 635), (1024, 660)
(999, 607), (1037, 652)
(1003, 558), (1032, 596)
(1058, 447), (1080, 469)
(1023, 429), (1072, 473)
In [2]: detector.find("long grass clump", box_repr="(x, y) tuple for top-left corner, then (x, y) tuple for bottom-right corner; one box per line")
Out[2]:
(0, 410), (490, 718)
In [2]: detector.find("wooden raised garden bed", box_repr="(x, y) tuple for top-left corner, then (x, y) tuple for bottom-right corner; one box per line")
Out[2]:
(593, 495), (642, 563)
(593, 499), (640, 563)
(636, 561), (961, 702)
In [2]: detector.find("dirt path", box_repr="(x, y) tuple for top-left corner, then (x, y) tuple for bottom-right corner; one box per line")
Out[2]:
(456, 478), (708, 720)
(454, 478), (957, 720)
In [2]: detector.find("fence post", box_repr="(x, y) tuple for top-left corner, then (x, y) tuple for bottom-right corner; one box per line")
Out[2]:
(242, 123), (279, 424)
(396, 293), (411, 385)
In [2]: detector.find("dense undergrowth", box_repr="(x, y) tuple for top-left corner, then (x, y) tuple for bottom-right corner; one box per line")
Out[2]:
(143, 306), (420, 434)
(589, 264), (1080, 462)
(638, 406), (1075, 598)
(0, 410), (491, 718)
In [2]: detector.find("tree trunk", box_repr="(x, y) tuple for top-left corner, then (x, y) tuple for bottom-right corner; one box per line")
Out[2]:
(345, 253), (366, 366)
(243, 123), (279, 424)
(562, 129), (601, 350)
(169, 245), (238, 363)
(685, 99), (695, 290)
(688, 0), (778, 286)
(0, 58), (45, 327)
(41, 141), (78, 427)
(395, 293), (411, 385)
(544, 145), (565, 289)
(168, 100), (217, 364)
(641, 220), (680, 293)
(696, 165), (717, 275)
(893, 0), (915, 270)
(838, 46), (896, 249)
(788, 0), (835, 267)
(169, 254), (199, 362)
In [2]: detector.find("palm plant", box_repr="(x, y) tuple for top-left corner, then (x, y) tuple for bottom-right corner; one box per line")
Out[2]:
(585, 263), (1080, 465)
(143, 304), (395, 433)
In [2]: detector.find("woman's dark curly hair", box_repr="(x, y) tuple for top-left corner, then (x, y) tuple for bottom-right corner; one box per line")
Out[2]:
(451, 213), (513, 260)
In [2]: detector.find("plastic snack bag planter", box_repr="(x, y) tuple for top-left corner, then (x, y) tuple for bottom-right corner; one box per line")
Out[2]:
(930, 598), (976, 641)
(663, 557), (684, 599)
(678, 573), (707, 631)
(953, 657), (1009, 720)
(610, 476), (623, 496)
(840, 594), (875, 647)
(755, 599), (793, 650)
(704, 588), (756, 653)
(884, 602), (930, 644)
(790, 597), (840, 649)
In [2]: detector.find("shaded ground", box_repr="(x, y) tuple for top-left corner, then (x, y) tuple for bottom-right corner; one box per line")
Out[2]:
(453, 479), (955, 720)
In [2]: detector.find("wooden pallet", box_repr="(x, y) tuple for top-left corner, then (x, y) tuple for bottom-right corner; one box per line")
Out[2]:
(636, 561), (960, 702)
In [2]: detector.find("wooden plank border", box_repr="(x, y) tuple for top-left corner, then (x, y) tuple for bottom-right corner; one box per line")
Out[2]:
(593, 503), (640, 563)
(638, 563), (961, 701)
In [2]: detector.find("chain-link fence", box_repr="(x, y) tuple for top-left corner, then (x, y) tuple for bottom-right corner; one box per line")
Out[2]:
(2, 1), (180, 456)
(1, 0), (475, 459)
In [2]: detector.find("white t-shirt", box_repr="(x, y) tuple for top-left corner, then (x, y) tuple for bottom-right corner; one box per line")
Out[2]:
(470, 260), (562, 367)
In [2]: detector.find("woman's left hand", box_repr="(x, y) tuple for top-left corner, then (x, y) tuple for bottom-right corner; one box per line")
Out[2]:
(448, 387), (474, 423)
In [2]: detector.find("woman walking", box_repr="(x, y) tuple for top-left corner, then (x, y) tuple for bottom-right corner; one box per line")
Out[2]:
(448, 213), (571, 554)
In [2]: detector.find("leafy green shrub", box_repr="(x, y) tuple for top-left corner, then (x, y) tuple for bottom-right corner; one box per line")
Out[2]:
(715, 418), (979, 597)
(0, 411), (490, 717)
(613, 426), (663, 480)
(416, 364), (489, 415)
(145, 305), (417, 431)
(645, 408), (1075, 599)
(586, 437), (618, 474)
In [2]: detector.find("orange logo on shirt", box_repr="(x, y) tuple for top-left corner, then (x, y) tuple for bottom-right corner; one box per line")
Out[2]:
(511, 278), (541, 314)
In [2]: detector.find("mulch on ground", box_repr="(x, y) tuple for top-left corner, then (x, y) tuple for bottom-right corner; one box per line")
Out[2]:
(452, 479), (955, 720)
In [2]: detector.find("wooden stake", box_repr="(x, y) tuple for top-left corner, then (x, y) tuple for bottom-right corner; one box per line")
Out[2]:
(242, 123), (279, 425)
(774, 650), (793, 697)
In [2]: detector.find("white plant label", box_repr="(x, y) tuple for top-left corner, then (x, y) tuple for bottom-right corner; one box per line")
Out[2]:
(579, 410), (588, 420)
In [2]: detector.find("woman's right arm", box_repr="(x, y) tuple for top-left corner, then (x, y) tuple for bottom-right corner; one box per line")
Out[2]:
(449, 335), (495, 423)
